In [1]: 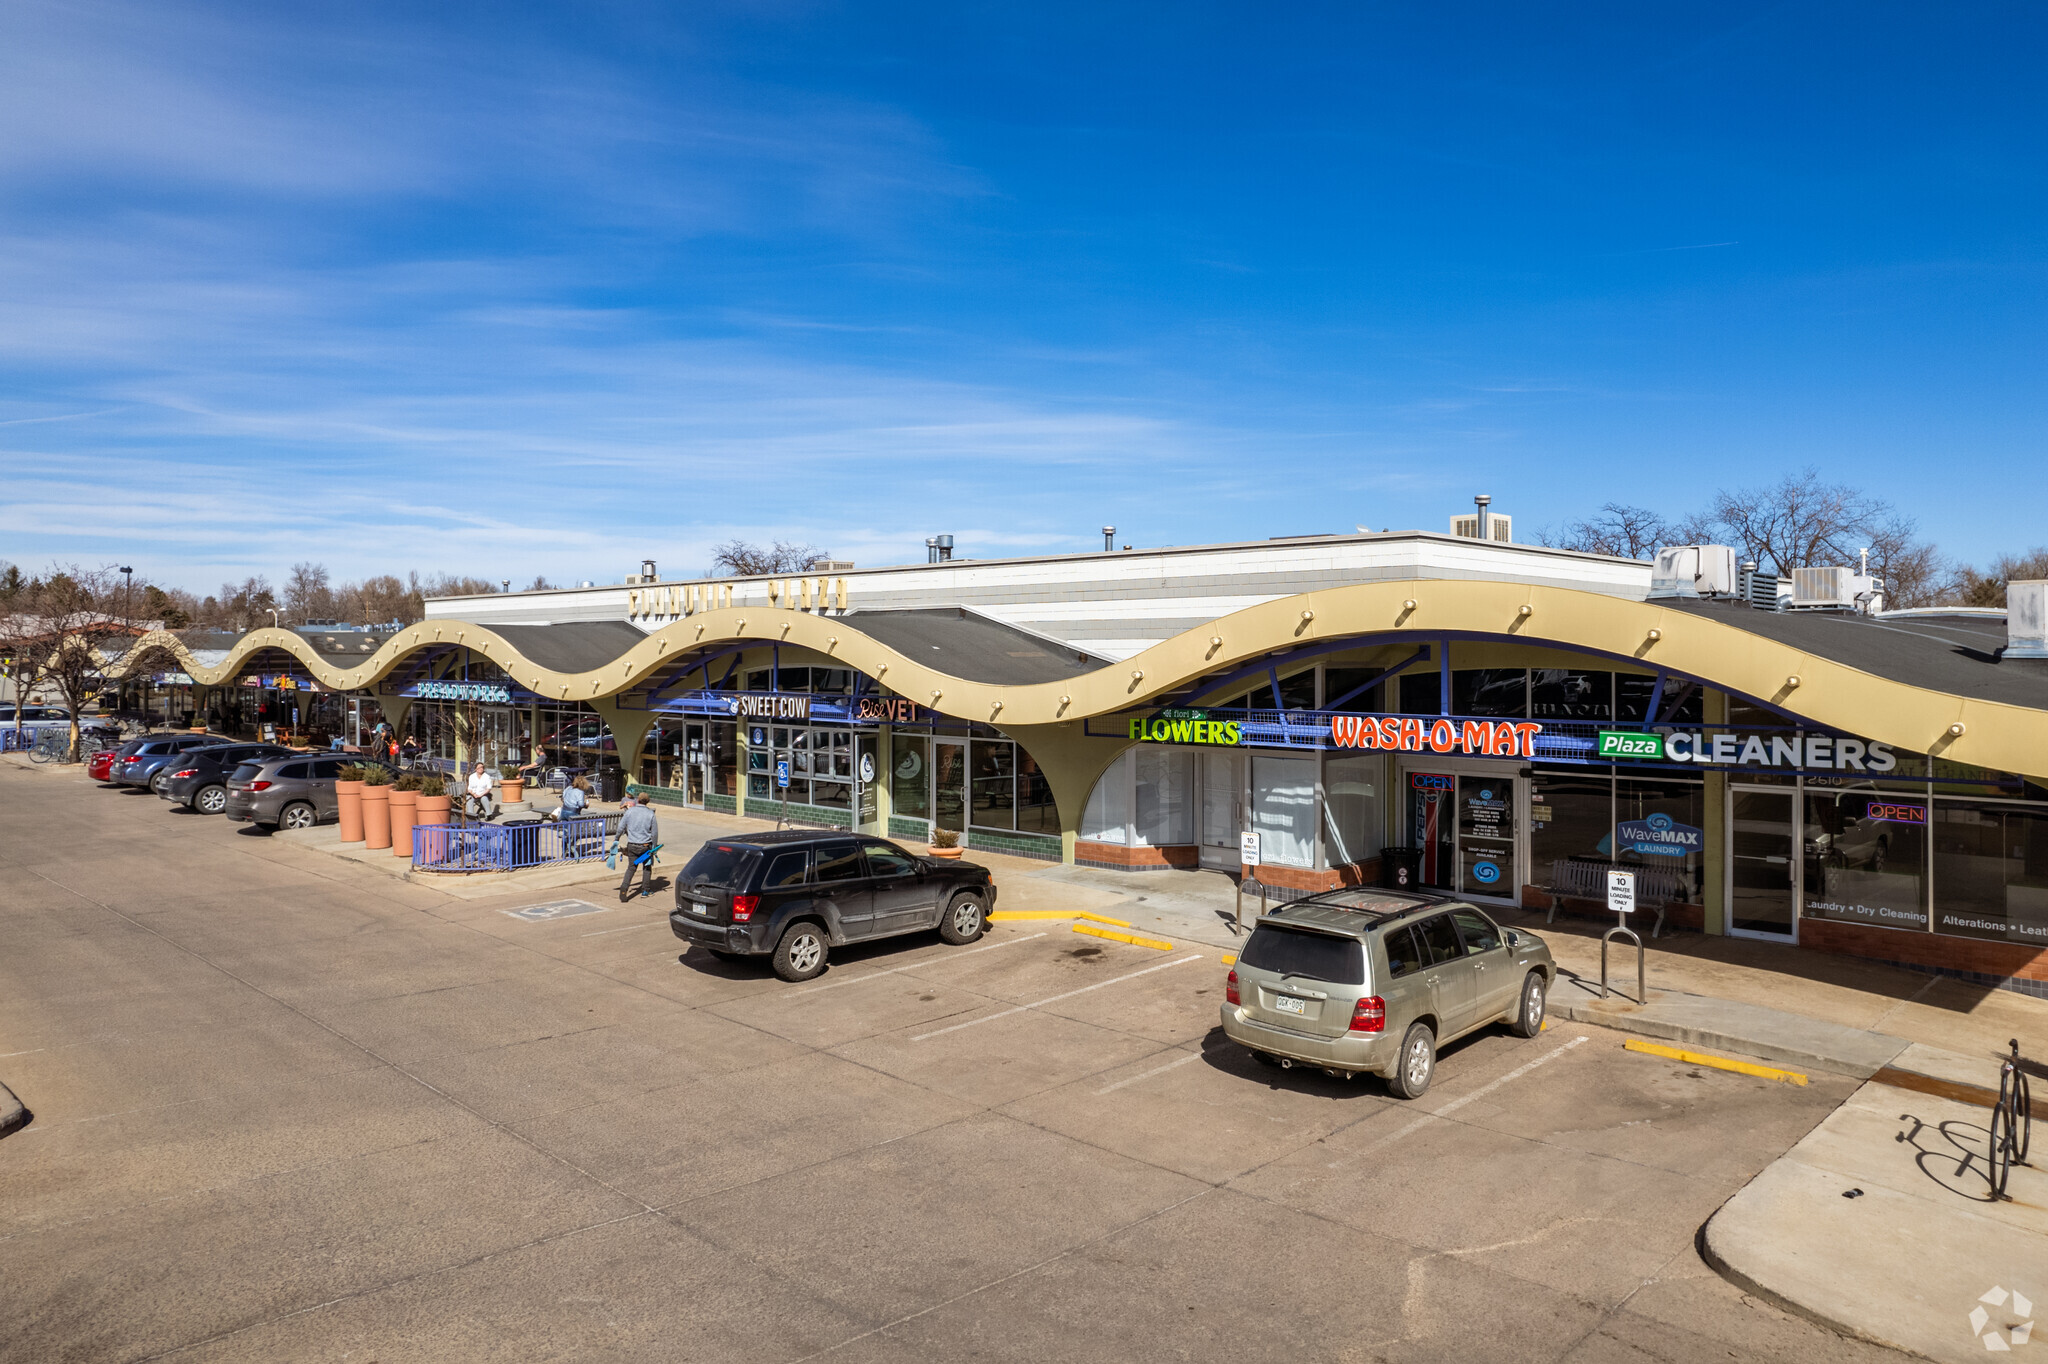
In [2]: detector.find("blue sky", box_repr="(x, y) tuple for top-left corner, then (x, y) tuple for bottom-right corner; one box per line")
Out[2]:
(2, 1), (2044, 592)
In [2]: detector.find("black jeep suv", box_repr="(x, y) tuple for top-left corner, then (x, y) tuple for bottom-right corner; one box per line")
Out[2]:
(670, 831), (998, 981)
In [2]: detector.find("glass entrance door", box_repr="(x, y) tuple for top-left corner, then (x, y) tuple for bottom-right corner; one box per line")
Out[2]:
(1729, 788), (1798, 939)
(933, 741), (967, 833)
(1456, 775), (1516, 897)
(1409, 771), (1456, 889)
(1199, 750), (1245, 869)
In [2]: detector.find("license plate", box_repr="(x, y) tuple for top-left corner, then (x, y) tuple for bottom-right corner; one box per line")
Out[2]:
(688, 901), (709, 916)
(1272, 995), (1308, 1015)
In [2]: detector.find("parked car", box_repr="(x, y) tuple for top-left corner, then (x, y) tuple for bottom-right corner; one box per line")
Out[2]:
(222, 753), (363, 830)
(0, 704), (72, 733)
(159, 742), (297, 814)
(87, 747), (121, 782)
(669, 831), (998, 981)
(1220, 889), (1555, 1098)
(113, 733), (222, 793)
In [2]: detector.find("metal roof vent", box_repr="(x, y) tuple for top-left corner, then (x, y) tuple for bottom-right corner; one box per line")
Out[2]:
(2009, 580), (2048, 659)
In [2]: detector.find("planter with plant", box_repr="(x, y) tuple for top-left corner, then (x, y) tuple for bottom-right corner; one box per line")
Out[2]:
(388, 771), (420, 858)
(361, 764), (393, 850)
(499, 762), (525, 803)
(928, 826), (963, 859)
(335, 763), (367, 842)
(415, 767), (451, 823)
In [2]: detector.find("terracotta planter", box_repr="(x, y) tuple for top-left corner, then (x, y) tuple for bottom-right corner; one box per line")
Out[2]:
(362, 786), (391, 849)
(416, 791), (450, 824)
(388, 787), (418, 858)
(501, 778), (524, 803)
(336, 779), (365, 842)
(927, 845), (963, 860)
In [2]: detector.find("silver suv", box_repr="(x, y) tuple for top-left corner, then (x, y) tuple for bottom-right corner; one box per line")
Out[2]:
(223, 753), (359, 830)
(1221, 889), (1555, 1098)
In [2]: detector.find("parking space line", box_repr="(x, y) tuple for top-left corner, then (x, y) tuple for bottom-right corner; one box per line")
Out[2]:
(580, 922), (667, 937)
(1353, 1035), (1589, 1157)
(789, 932), (1048, 995)
(911, 953), (1205, 1041)
(1097, 1050), (1205, 1094)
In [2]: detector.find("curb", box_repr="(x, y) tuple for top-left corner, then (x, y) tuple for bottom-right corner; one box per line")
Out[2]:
(1549, 993), (1908, 1079)
(0, 1079), (29, 1138)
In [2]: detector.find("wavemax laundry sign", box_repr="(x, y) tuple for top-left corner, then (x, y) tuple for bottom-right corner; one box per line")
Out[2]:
(1615, 811), (1703, 859)
(1330, 715), (1544, 759)
(1597, 730), (1897, 773)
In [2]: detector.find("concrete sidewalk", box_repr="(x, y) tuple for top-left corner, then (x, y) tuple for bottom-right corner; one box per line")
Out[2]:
(1704, 1043), (2045, 1363)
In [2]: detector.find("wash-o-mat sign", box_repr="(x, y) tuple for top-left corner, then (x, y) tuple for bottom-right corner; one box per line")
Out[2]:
(1598, 730), (1897, 772)
(1615, 811), (1703, 859)
(1129, 708), (1242, 745)
(1331, 715), (1544, 759)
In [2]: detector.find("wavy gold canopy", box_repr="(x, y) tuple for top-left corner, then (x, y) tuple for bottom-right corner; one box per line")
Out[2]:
(101, 581), (2048, 779)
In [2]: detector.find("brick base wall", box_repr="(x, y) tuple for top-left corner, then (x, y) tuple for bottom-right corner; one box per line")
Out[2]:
(1798, 917), (2048, 997)
(1075, 841), (1199, 871)
(1245, 859), (1381, 893)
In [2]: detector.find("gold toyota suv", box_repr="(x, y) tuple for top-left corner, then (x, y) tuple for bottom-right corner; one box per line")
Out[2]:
(1220, 889), (1555, 1098)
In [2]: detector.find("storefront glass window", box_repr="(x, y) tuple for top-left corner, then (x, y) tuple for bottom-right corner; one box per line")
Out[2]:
(1452, 669), (1527, 717)
(1802, 789), (1928, 931)
(1081, 752), (1130, 844)
(971, 739), (1015, 830)
(641, 718), (690, 786)
(1323, 667), (1383, 713)
(1531, 772), (1613, 886)
(1616, 675), (1704, 724)
(1252, 754), (1316, 868)
(1616, 779), (1705, 904)
(1134, 747), (1193, 845)
(1322, 753), (1383, 869)
(1530, 670), (1612, 721)
(1018, 750), (1057, 834)
(1397, 671), (1440, 715)
(707, 722), (737, 797)
(891, 734), (930, 820)
(1932, 801), (2048, 946)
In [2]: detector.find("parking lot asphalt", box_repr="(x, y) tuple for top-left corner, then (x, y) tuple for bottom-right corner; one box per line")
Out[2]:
(0, 761), (1914, 1363)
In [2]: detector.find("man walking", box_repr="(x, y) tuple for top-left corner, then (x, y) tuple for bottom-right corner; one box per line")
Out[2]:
(617, 793), (660, 902)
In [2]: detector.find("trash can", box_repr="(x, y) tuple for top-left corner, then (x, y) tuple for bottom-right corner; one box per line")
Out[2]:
(1380, 846), (1424, 890)
(596, 765), (626, 803)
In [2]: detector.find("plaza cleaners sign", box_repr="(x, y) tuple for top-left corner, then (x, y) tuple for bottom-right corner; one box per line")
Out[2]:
(1597, 730), (1897, 773)
(1331, 715), (1544, 759)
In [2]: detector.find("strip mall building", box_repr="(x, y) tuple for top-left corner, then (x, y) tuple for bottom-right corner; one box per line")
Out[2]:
(116, 527), (2048, 997)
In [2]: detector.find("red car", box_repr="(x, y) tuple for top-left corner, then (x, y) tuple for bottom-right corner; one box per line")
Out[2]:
(88, 748), (119, 782)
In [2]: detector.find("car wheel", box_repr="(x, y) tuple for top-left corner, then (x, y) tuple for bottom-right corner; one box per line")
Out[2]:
(1510, 971), (1547, 1038)
(279, 802), (317, 831)
(939, 893), (987, 944)
(194, 785), (227, 815)
(1388, 1022), (1436, 1100)
(772, 921), (829, 982)
(1871, 838), (1887, 874)
(148, 770), (169, 793)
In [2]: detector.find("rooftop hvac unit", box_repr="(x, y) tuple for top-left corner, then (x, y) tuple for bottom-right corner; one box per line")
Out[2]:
(1648, 545), (1738, 599)
(1790, 566), (1880, 611)
(1739, 564), (1789, 611)
(2007, 580), (2047, 659)
(1449, 512), (1513, 543)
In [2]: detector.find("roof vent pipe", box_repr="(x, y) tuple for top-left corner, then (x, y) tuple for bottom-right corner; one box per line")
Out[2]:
(934, 534), (954, 563)
(1103, 526), (1116, 552)
(2009, 580), (2048, 659)
(642, 559), (656, 581)
(1475, 494), (1491, 545)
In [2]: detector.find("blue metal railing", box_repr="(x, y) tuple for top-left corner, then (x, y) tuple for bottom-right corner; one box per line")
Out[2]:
(0, 729), (30, 753)
(412, 817), (612, 873)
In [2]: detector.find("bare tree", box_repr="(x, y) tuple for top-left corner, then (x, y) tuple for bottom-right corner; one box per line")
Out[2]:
(1710, 469), (1892, 577)
(1540, 505), (1689, 559)
(1947, 547), (2048, 608)
(283, 562), (335, 623)
(6, 566), (130, 757)
(708, 539), (827, 576)
(1864, 515), (1946, 609)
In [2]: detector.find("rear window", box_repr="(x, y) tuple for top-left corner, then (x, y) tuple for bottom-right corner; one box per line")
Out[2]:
(679, 843), (760, 888)
(230, 763), (263, 782)
(1240, 926), (1366, 985)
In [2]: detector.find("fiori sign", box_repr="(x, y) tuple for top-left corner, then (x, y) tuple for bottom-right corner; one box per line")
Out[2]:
(1331, 714), (1543, 759)
(1129, 715), (1242, 745)
(1616, 811), (1703, 858)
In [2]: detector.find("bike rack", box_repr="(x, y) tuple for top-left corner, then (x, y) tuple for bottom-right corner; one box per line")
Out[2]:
(1601, 922), (1645, 1004)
